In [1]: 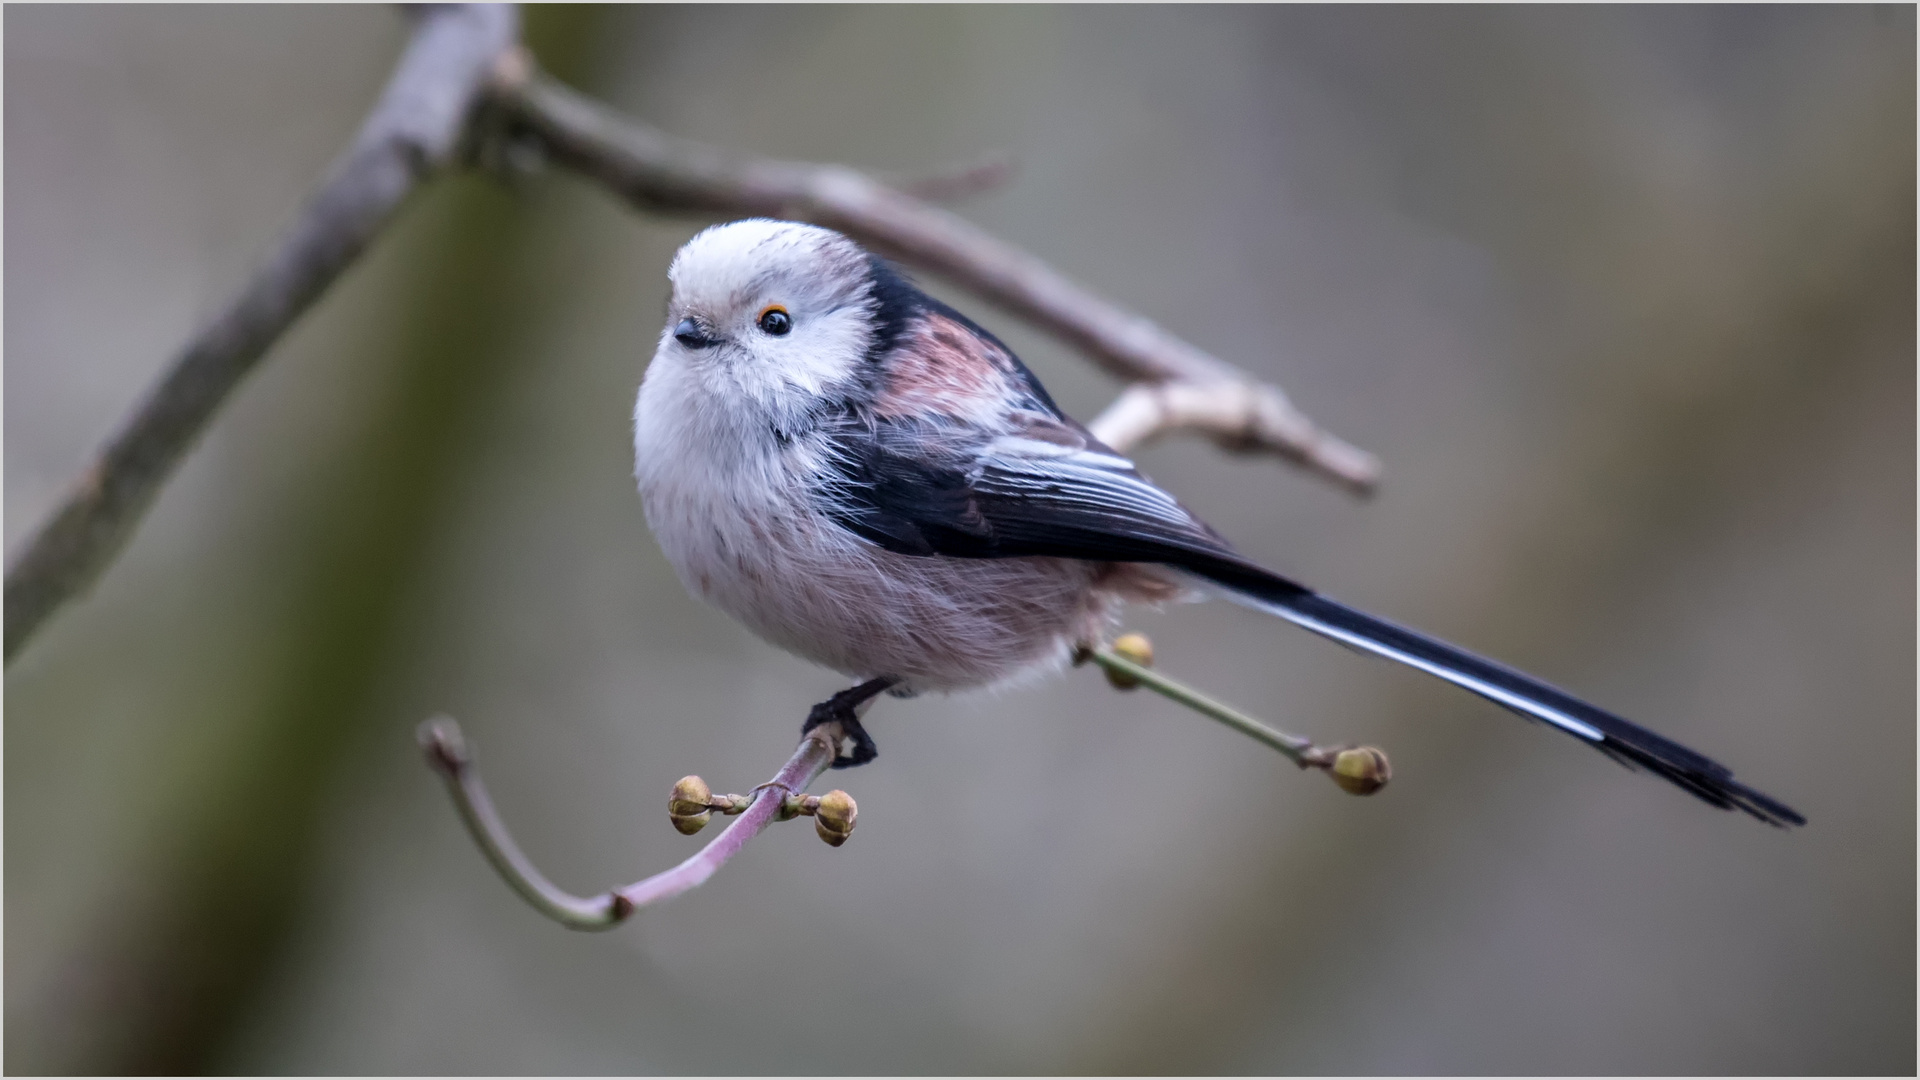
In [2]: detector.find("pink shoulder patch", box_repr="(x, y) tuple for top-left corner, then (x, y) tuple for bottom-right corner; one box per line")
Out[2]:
(874, 313), (1012, 422)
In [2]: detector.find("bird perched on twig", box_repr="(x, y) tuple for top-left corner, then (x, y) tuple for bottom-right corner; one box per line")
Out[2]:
(632, 218), (1803, 827)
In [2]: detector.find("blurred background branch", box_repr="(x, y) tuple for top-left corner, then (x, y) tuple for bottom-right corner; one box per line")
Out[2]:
(2, 4), (518, 662)
(3, 4), (1374, 668)
(6, 5), (1909, 1075)
(484, 57), (1382, 491)
(1085, 378), (1361, 463)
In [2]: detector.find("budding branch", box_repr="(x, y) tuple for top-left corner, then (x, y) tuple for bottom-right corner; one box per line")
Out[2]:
(423, 638), (1388, 930)
(4, 4), (1393, 929)
(420, 716), (846, 929)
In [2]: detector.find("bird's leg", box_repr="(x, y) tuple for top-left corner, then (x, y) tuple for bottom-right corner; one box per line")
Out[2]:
(801, 676), (899, 769)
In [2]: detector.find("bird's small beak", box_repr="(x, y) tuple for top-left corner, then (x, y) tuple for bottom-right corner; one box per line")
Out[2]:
(673, 317), (721, 350)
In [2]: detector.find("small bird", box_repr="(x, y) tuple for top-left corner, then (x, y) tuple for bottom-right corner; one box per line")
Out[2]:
(633, 218), (1803, 827)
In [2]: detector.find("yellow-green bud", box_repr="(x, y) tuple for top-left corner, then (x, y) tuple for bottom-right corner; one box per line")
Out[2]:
(669, 775), (714, 834)
(1330, 746), (1391, 796)
(814, 788), (857, 847)
(1104, 632), (1155, 690)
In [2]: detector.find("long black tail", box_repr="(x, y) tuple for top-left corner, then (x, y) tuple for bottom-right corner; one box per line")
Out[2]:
(1182, 559), (1804, 827)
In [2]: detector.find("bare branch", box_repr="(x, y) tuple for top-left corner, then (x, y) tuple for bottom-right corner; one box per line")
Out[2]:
(5, 22), (1379, 666)
(885, 149), (1018, 202)
(423, 630), (1387, 932)
(1080, 637), (1389, 797)
(1086, 381), (1380, 489)
(419, 716), (841, 930)
(484, 64), (1381, 493)
(3, 4), (520, 663)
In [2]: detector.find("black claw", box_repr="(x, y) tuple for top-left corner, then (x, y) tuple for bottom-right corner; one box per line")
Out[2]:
(829, 715), (879, 769)
(801, 677), (895, 769)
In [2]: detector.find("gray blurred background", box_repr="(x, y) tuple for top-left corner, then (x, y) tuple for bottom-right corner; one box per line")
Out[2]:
(6, 5), (1913, 1074)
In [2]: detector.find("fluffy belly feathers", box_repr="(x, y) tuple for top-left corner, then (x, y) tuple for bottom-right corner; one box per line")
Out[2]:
(637, 469), (1109, 691)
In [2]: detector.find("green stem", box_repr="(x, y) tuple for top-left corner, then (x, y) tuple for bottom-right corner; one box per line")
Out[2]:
(1089, 648), (1319, 766)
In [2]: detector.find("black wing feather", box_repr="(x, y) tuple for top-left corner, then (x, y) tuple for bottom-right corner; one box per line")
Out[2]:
(820, 268), (1803, 827)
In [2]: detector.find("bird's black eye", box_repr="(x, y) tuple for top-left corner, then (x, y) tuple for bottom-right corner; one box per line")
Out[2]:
(757, 305), (792, 336)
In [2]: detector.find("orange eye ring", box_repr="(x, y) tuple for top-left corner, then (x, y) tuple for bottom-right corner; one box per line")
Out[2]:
(756, 305), (792, 336)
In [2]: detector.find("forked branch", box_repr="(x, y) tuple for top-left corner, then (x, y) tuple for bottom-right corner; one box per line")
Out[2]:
(3, 4), (519, 662)
(482, 60), (1381, 492)
(422, 634), (1387, 930)
(5, 7), (1377, 665)
(5, 1), (1394, 937)
(419, 716), (845, 929)
(1084, 379), (1377, 473)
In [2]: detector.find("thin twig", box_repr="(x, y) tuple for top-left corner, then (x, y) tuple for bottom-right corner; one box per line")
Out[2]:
(419, 716), (839, 930)
(1085, 381), (1378, 481)
(1085, 647), (1323, 766)
(884, 149), (1018, 203)
(2, 4), (519, 664)
(421, 644), (1385, 933)
(6, 21), (1379, 665)
(1080, 640), (1390, 797)
(484, 64), (1381, 493)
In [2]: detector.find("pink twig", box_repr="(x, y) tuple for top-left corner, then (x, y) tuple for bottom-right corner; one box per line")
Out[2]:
(420, 716), (835, 930)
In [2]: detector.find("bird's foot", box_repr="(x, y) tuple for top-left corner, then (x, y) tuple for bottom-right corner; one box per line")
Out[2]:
(801, 677), (895, 769)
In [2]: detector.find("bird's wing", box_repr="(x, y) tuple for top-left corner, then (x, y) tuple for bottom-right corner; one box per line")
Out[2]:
(820, 409), (1249, 569)
(814, 411), (1805, 828)
(816, 267), (1802, 826)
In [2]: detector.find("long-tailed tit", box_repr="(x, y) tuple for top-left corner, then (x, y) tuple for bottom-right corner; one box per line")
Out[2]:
(633, 218), (1802, 827)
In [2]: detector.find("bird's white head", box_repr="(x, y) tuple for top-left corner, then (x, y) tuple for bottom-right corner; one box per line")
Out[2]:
(657, 219), (882, 410)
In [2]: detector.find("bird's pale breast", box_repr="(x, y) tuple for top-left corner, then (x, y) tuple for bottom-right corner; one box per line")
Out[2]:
(635, 370), (1109, 692)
